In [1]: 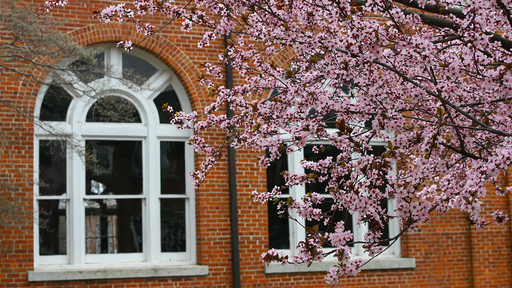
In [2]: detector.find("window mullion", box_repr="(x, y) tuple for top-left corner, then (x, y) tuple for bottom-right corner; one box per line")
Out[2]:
(185, 143), (196, 263)
(106, 48), (123, 79)
(289, 150), (305, 255)
(69, 139), (86, 265)
(146, 130), (160, 263)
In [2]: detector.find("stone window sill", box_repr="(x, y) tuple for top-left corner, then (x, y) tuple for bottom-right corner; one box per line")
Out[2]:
(28, 264), (209, 282)
(265, 257), (415, 274)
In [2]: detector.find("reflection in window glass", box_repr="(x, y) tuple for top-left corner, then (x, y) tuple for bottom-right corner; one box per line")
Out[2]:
(122, 53), (157, 85)
(160, 142), (185, 194)
(306, 200), (353, 248)
(85, 199), (142, 254)
(39, 140), (66, 196)
(268, 199), (290, 249)
(153, 84), (183, 124)
(39, 200), (66, 255)
(161, 199), (186, 252)
(40, 85), (73, 121)
(304, 144), (342, 194)
(369, 145), (390, 246)
(69, 52), (105, 83)
(266, 150), (290, 249)
(86, 140), (143, 195)
(86, 96), (142, 123)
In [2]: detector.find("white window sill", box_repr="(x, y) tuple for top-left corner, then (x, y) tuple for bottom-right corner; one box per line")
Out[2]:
(28, 264), (209, 282)
(265, 257), (415, 274)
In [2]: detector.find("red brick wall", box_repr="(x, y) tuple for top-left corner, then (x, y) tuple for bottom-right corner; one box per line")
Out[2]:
(0, 1), (511, 287)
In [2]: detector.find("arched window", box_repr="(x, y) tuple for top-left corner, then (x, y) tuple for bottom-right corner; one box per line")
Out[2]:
(34, 46), (197, 269)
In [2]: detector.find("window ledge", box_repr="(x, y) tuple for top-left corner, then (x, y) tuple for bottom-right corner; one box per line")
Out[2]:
(28, 264), (209, 282)
(265, 257), (415, 274)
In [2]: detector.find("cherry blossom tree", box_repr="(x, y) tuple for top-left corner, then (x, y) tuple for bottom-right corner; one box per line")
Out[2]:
(44, 0), (512, 283)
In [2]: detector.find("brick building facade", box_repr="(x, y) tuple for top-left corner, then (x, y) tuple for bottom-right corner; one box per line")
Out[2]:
(0, 1), (511, 287)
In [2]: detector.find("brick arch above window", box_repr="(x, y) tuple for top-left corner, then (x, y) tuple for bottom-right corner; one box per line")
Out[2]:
(69, 22), (209, 114)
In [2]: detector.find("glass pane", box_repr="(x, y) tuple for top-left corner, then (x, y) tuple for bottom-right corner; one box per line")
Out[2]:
(39, 200), (66, 255)
(160, 142), (185, 194)
(39, 140), (66, 196)
(153, 84), (183, 124)
(307, 109), (337, 129)
(377, 200), (390, 246)
(85, 199), (142, 254)
(268, 199), (290, 249)
(86, 140), (143, 195)
(68, 52), (105, 83)
(306, 200), (353, 248)
(40, 85), (73, 121)
(161, 199), (186, 252)
(266, 150), (288, 194)
(86, 96), (141, 123)
(122, 53), (157, 85)
(304, 145), (342, 194)
(369, 145), (386, 157)
(367, 145), (389, 245)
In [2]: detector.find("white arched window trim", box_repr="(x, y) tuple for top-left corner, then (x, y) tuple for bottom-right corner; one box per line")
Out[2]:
(30, 46), (207, 281)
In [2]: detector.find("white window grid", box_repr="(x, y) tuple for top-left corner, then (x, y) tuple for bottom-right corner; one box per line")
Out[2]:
(33, 46), (196, 267)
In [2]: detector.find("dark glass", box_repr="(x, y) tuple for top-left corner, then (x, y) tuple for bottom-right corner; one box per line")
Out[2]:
(39, 140), (66, 196)
(307, 109), (337, 129)
(39, 200), (66, 255)
(339, 80), (351, 95)
(369, 145), (386, 157)
(153, 84), (183, 124)
(305, 199), (353, 248)
(69, 52), (105, 83)
(267, 150), (290, 249)
(364, 116), (375, 129)
(368, 145), (390, 246)
(160, 199), (186, 252)
(122, 53), (157, 85)
(160, 142), (185, 194)
(304, 145), (342, 194)
(377, 200), (390, 246)
(86, 140), (143, 195)
(86, 96), (141, 123)
(266, 151), (288, 194)
(85, 199), (142, 254)
(40, 85), (73, 121)
(268, 199), (290, 249)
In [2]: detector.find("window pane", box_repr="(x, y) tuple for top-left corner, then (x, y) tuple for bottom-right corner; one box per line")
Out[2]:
(368, 145), (390, 246)
(161, 199), (186, 252)
(266, 150), (288, 194)
(86, 140), (143, 195)
(39, 200), (66, 255)
(377, 200), (390, 246)
(160, 142), (185, 194)
(122, 53), (157, 85)
(153, 84), (182, 124)
(306, 200), (353, 248)
(68, 52), (105, 83)
(85, 199), (142, 254)
(304, 145), (342, 194)
(369, 145), (386, 157)
(39, 140), (66, 196)
(268, 199), (290, 249)
(86, 96), (141, 123)
(267, 150), (290, 248)
(40, 85), (73, 121)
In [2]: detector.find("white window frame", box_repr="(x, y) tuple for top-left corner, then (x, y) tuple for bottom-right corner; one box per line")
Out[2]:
(33, 46), (199, 271)
(273, 139), (401, 260)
